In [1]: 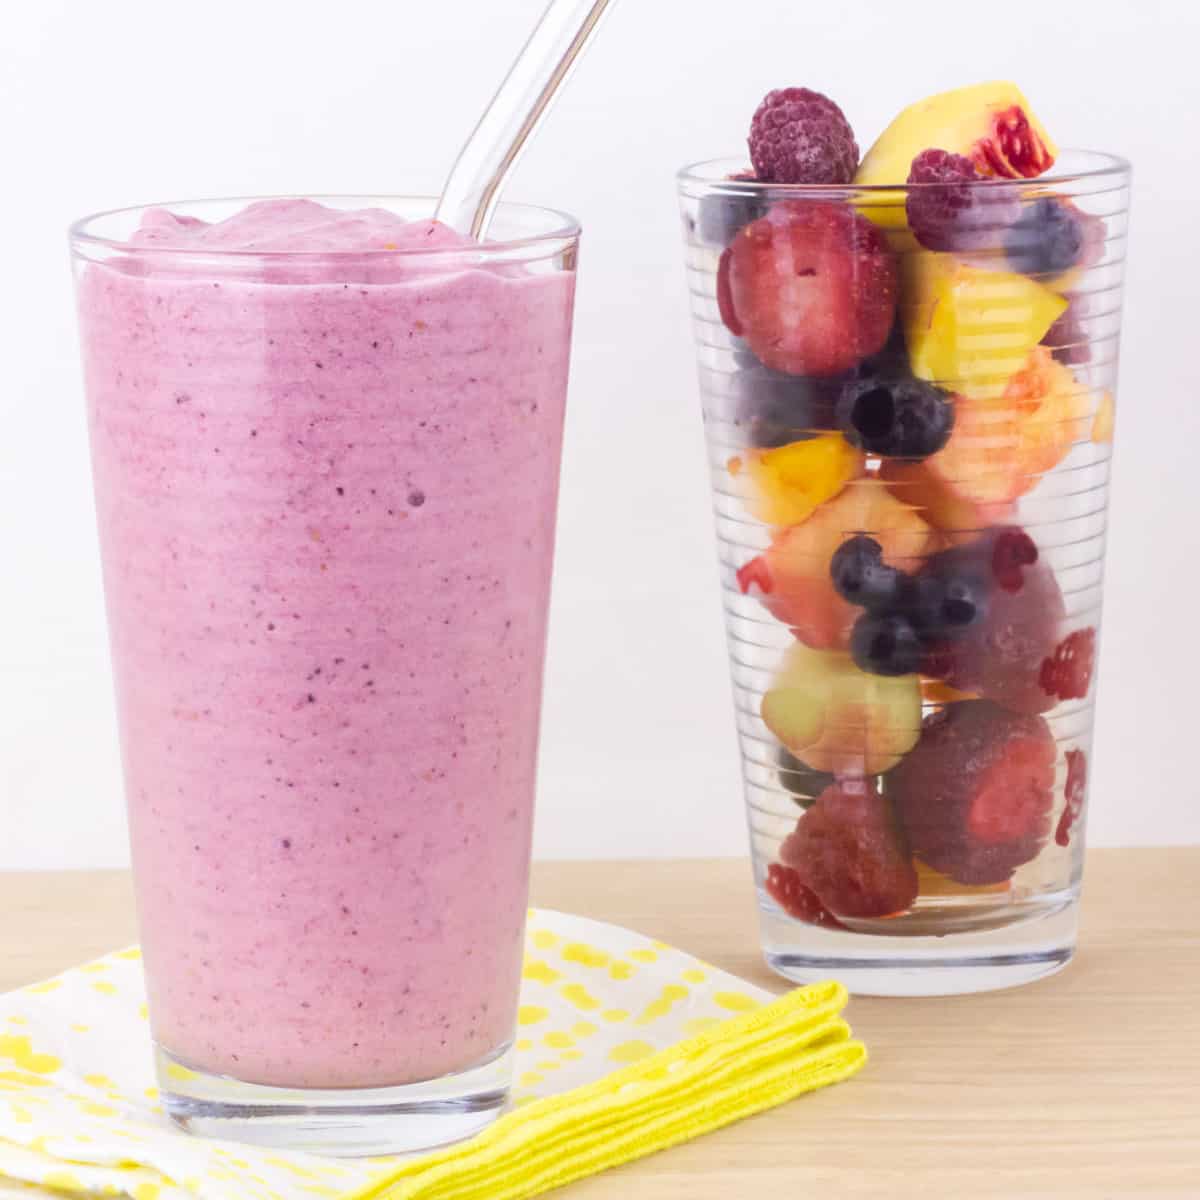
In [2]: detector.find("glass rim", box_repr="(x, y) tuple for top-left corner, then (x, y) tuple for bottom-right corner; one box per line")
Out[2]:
(68, 194), (581, 259)
(677, 148), (1132, 193)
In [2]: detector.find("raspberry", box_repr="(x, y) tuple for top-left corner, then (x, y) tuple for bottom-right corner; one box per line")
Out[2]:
(748, 88), (859, 185)
(906, 148), (1018, 253)
(1039, 628), (1097, 701)
(721, 201), (897, 377)
(765, 863), (845, 929)
(888, 700), (1055, 885)
(779, 781), (918, 919)
(991, 528), (1039, 594)
(1055, 748), (1088, 847)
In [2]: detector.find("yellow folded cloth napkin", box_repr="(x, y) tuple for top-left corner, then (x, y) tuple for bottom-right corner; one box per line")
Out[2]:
(0, 909), (865, 1199)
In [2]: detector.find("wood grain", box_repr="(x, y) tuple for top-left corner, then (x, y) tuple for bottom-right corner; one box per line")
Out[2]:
(2, 850), (1198, 1197)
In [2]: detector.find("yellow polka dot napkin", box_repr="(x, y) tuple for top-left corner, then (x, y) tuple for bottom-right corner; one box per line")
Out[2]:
(0, 910), (865, 1199)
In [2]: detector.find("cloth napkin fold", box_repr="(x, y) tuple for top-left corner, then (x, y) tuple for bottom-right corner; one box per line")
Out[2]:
(0, 909), (865, 1200)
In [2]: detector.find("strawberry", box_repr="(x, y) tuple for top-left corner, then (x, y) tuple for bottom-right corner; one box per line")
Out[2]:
(720, 201), (897, 377)
(887, 700), (1056, 885)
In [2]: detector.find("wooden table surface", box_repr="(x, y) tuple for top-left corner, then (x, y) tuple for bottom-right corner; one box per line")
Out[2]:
(3, 850), (1199, 1198)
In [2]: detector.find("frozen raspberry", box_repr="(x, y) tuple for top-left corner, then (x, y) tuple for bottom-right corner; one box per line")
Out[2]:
(1055, 748), (1088, 847)
(748, 88), (859, 185)
(991, 528), (1039, 594)
(779, 781), (918, 919)
(765, 863), (845, 928)
(906, 149), (1018, 253)
(1039, 628), (1097, 701)
(721, 201), (897, 377)
(888, 701), (1055, 885)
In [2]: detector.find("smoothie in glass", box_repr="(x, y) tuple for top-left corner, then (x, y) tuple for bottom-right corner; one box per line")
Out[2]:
(72, 197), (578, 1147)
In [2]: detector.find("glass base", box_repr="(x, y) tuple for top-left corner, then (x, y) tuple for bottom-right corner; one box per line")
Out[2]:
(158, 1042), (512, 1156)
(760, 890), (1079, 997)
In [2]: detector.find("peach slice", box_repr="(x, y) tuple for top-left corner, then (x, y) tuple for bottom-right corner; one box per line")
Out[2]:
(728, 433), (863, 527)
(1091, 391), (1115, 444)
(737, 480), (939, 649)
(856, 81), (1058, 192)
(901, 252), (1068, 401)
(881, 348), (1091, 534)
(1003, 346), (1092, 478)
(914, 860), (1009, 898)
(761, 643), (922, 777)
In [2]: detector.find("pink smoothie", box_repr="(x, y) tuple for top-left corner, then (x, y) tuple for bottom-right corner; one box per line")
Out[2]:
(76, 200), (575, 1088)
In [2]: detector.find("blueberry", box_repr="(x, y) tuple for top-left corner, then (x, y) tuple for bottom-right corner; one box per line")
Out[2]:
(775, 746), (835, 808)
(732, 364), (841, 448)
(837, 375), (955, 460)
(697, 178), (765, 247)
(850, 612), (923, 677)
(830, 535), (907, 613)
(1005, 198), (1084, 276)
(904, 563), (989, 640)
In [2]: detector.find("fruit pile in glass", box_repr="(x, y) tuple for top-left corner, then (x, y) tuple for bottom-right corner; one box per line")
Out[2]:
(681, 82), (1123, 950)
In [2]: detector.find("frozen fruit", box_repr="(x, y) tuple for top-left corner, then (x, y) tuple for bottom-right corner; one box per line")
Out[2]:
(901, 252), (1067, 400)
(748, 88), (859, 185)
(836, 373), (955, 460)
(879, 458), (1013, 539)
(924, 527), (1066, 714)
(779, 781), (918, 918)
(1039, 627), (1097, 702)
(880, 348), (1090, 534)
(830, 534), (908, 614)
(903, 558), (989, 640)
(1005, 197), (1084, 276)
(728, 431), (862, 526)
(850, 611), (923, 677)
(991, 528), (1039, 594)
(915, 859), (1009, 897)
(1091, 391), (1115, 443)
(1055, 748), (1088, 847)
(765, 863), (846, 928)
(776, 746), (837, 807)
(1042, 303), (1091, 367)
(1001, 347), (1093, 479)
(716, 247), (741, 334)
(737, 481), (937, 648)
(698, 172), (764, 247)
(887, 700), (1056, 885)
(731, 363), (842, 449)
(721, 201), (898, 377)
(761, 643), (922, 776)
(905, 148), (1019, 253)
(856, 82), (1057, 194)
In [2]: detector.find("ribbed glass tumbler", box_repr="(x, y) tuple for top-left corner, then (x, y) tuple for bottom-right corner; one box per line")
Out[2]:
(678, 152), (1130, 995)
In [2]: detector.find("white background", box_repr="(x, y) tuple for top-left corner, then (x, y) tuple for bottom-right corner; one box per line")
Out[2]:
(1, 0), (1197, 869)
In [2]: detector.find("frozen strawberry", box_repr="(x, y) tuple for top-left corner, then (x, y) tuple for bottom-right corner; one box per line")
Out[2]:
(1040, 628), (1097, 702)
(779, 781), (918, 919)
(1055, 748), (1088, 847)
(721, 201), (898, 377)
(765, 863), (846, 929)
(887, 700), (1056, 885)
